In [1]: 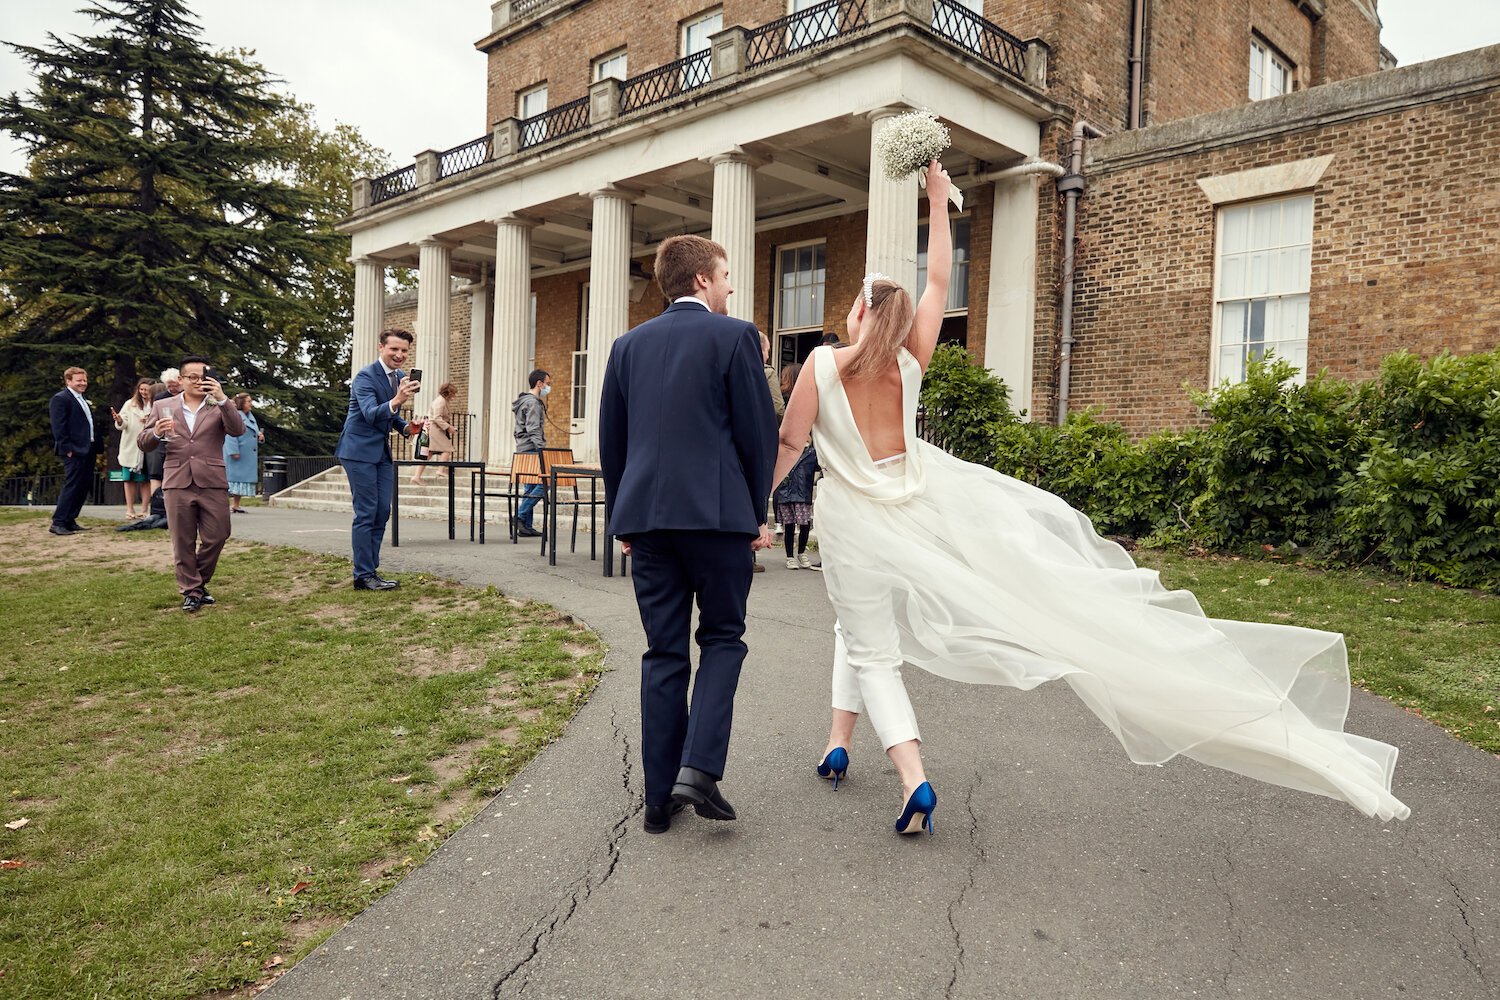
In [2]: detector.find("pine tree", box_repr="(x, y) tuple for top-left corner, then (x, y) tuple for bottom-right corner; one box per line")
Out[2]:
(0, 0), (358, 473)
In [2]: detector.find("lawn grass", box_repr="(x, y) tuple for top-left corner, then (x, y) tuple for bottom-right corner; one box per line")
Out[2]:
(0, 509), (603, 999)
(1134, 547), (1500, 754)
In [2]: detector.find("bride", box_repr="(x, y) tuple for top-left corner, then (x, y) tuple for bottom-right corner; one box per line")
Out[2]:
(769, 160), (1409, 835)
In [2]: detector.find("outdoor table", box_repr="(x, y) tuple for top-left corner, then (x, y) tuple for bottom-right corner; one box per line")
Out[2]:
(390, 459), (486, 547)
(545, 464), (619, 576)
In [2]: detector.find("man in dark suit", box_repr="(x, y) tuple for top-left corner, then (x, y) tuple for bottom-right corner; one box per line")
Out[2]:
(137, 356), (244, 612)
(600, 235), (778, 835)
(48, 366), (101, 536)
(335, 328), (421, 591)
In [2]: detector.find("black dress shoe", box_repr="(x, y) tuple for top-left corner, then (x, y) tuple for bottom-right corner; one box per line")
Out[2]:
(671, 766), (736, 821)
(353, 575), (400, 591)
(181, 594), (202, 613)
(66, 523), (90, 531)
(512, 518), (542, 538)
(48, 524), (74, 536)
(196, 590), (215, 606)
(643, 801), (685, 834)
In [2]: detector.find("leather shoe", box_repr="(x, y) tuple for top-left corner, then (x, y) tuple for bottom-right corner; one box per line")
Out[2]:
(671, 766), (736, 821)
(643, 801), (685, 834)
(66, 523), (90, 531)
(48, 524), (74, 536)
(354, 576), (400, 591)
(181, 594), (202, 613)
(512, 518), (542, 538)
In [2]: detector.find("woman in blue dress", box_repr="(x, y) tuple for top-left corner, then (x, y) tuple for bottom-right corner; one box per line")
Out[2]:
(224, 393), (263, 513)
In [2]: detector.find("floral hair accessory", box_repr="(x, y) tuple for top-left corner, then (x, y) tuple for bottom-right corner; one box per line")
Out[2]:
(862, 272), (893, 307)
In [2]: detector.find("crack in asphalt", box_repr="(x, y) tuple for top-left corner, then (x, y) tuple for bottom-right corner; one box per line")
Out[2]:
(1207, 816), (1253, 998)
(490, 707), (639, 998)
(1442, 874), (1491, 990)
(944, 773), (983, 1000)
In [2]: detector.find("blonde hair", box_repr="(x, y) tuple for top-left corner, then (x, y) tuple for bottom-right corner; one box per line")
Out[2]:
(840, 279), (914, 381)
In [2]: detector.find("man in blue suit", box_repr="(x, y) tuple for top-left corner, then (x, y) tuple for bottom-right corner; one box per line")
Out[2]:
(600, 235), (778, 835)
(49, 365), (101, 536)
(336, 328), (422, 590)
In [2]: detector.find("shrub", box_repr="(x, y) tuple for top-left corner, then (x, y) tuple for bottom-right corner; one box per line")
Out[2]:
(918, 344), (1018, 466)
(1187, 356), (1363, 551)
(1338, 350), (1500, 590)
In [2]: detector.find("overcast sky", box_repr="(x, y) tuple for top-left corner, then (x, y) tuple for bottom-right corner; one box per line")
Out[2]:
(1, 0), (1498, 178)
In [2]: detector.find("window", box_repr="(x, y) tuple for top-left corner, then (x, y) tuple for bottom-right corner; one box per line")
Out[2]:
(681, 9), (721, 88)
(518, 84), (549, 144)
(1213, 195), (1312, 384)
(914, 217), (972, 348)
(573, 283), (589, 421)
(593, 49), (627, 82)
(775, 241), (827, 367)
(932, 0), (985, 51)
(790, 0), (838, 47)
(1249, 39), (1292, 101)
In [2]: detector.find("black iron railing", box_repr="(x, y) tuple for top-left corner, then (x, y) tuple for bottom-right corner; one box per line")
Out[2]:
(370, 164), (418, 205)
(439, 135), (493, 179)
(520, 96), (591, 148)
(931, 0), (1026, 78)
(620, 50), (713, 114)
(747, 0), (869, 66)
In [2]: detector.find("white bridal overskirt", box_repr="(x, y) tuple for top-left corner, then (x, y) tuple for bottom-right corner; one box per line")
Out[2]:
(814, 438), (1410, 822)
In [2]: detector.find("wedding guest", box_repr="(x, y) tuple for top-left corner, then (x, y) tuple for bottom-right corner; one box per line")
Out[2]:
(411, 382), (457, 486)
(224, 393), (263, 513)
(773, 161), (1408, 836)
(142, 369), (181, 491)
(510, 369), (549, 538)
(49, 365), (100, 536)
(112, 377), (154, 519)
(779, 362), (802, 402)
(774, 444), (819, 571)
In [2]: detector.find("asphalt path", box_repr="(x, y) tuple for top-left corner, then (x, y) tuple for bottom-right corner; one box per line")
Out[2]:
(79, 504), (1499, 999)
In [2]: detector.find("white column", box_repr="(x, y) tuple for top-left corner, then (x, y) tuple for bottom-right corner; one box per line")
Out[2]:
(414, 238), (453, 414)
(464, 265), (491, 461)
(579, 188), (633, 463)
(985, 176), (1039, 418)
(865, 108), (919, 294)
(488, 216), (537, 469)
(350, 256), (385, 380)
(710, 148), (756, 323)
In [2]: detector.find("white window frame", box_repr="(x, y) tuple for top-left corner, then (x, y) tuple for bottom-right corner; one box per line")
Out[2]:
(774, 239), (827, 364)
(915, 216), (972, 315)
(518, 84), (549, 144)
(1211, 194), (1313, 386)
(790, 0), (838, 46)
(1249, 38), (1292, 101)
(593, 49), (627, 82)
(681, 8), (721, 87)
(572, 282), (590, 423)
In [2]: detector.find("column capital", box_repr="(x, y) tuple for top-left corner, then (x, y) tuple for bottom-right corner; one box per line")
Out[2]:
(588, 184), (639, 203)
(707, 146), (762, 168)
(866, 104), (915, 125)
(417, 237), (459, 250)
(490, 213), (542, 230)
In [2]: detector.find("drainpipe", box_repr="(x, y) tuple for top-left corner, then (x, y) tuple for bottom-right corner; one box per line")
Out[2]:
(1128, 0), (1147, 128)
(975, 158), (1066, 183)
(1055, 121), (1103, 425)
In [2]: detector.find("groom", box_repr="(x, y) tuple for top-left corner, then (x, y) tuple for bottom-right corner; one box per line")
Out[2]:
(600, 235), (777, 834)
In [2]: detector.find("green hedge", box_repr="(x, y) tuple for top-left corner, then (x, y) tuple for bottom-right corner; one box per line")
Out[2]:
(917, 345), (1500, 592)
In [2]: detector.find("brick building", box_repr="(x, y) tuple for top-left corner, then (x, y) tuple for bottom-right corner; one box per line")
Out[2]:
(339, 0), (1499, 461)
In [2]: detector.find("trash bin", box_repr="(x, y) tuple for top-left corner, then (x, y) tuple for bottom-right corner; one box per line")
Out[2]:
(262, 455), (288, 497)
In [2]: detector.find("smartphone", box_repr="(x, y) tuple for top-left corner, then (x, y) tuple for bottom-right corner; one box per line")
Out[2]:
(409, 368), (423, 385)
(201, 366), (217, 384)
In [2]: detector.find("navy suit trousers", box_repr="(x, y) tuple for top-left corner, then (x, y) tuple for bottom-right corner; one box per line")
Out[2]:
(342, 457), (392, 580)
(52, 453), (92, 528)
(629, 530), (755, 806)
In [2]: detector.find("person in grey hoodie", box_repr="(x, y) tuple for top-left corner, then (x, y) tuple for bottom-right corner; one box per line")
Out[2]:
(511, 368), (550, 536)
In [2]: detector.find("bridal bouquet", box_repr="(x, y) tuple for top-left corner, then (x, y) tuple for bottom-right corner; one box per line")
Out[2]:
(872, 109), (964, 210)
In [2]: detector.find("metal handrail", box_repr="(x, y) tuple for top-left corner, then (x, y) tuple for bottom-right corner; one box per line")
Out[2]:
(747, 0), (869, 67)
(519, 96), (591, 149)
(439, 135), (493, 179)
(619, 50), (712, 114)
(370, 164), (417, 205)
(930, 0), (1026, 78)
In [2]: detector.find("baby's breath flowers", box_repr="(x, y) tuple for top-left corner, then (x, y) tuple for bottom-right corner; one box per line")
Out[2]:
(871, 109), (963, 210)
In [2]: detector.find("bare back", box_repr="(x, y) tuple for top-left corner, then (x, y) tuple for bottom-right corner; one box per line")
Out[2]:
(831, 347), (908, 463)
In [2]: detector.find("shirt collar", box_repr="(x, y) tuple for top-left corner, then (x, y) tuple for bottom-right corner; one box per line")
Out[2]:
(672, 296), (710, 310)
(379, 360), (399, 376)
(68, 387), (88, 402)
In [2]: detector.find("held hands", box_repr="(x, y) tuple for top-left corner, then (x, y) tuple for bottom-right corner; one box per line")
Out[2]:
(752, 525), (775, 551)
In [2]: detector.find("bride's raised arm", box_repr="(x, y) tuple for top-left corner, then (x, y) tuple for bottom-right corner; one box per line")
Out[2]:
(906, 159), (953, 373)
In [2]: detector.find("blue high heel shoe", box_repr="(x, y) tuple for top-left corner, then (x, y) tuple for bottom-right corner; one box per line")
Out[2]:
(816, 747), (849, 790)
(894, 781), (936, 836)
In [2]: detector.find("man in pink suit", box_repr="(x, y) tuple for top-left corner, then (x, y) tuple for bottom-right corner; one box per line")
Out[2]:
(137, 356), (244, 612)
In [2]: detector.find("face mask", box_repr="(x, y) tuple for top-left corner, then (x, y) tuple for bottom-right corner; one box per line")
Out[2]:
(540, 384), (551, 397)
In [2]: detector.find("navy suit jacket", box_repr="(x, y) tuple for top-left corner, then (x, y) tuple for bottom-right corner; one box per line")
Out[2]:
(599, 301), (778, 538)
(50, 389), (97, 458)
(335, 362), (410, 464)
